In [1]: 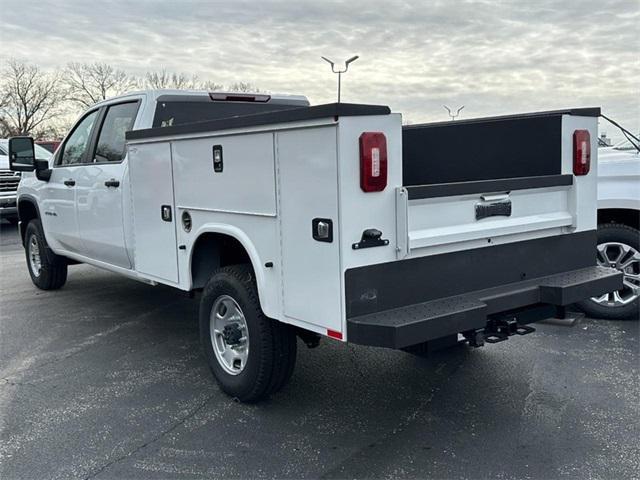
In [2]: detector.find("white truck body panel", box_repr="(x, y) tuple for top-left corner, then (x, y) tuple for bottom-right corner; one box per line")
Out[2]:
(128, 141), (178, 283)
(173, 133), (277, 216)
(277, 126), (341, 331)
(126, 115), (399, 335)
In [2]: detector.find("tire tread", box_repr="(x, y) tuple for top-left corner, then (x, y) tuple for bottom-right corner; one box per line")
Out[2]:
(200, 264), (297, 402)
(25, 219), (67, 290)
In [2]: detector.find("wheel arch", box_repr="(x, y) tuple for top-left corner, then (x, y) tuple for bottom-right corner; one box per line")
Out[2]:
(16, 195), (41, 246)
(597, 208), (640, 231)
(189, 225), (269, 309)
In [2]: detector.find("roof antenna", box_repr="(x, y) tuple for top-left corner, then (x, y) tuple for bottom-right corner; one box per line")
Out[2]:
(443, 105), (464, 120)
(322, 55), (359, 103)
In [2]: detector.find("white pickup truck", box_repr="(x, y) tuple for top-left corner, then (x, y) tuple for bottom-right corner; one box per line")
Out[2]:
(8, 89), (622, 402)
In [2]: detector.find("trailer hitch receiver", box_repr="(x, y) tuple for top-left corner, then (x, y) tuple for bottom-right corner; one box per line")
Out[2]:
(483, 316), (536, 344)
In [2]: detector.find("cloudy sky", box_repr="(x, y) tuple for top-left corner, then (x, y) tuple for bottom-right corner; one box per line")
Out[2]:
(3, 0), (639, 138)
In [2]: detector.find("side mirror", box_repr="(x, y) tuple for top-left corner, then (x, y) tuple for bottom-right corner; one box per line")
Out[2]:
(8, 136), (36, 171)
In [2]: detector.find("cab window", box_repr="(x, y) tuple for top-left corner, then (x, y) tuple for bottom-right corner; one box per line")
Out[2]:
(94, 102), (139, 163)
(59, 110), (99, 166)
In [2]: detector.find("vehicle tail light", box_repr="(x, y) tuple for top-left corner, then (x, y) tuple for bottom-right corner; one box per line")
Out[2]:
(573, 130), (591, 176)
(359, 132), (388, 192)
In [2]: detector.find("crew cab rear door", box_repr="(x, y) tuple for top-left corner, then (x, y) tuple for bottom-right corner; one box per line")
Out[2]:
(74, 99), (141, 268)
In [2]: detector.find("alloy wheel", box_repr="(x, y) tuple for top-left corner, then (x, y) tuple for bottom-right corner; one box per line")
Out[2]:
(591, 241), (640, 307)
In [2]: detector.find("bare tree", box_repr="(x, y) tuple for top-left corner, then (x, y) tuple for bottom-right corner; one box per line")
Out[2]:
(201, 79), (224, 91)
(144, 69), (223, 91)
(145, 69), (202, 90)
(63, 62), (135, 108)
(227, 82), (261, 93)
(0, 59), (64, 136)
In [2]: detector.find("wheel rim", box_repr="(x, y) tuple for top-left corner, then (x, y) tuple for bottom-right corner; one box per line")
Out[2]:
(210, 295), (249, 375)
(591, 241), (640, 307)
(28, 234), (42, 278)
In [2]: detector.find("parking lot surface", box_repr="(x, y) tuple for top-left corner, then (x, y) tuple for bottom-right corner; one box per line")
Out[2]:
(1, 222), (638, 479)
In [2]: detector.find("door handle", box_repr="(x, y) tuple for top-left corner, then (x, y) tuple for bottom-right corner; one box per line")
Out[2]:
(64, 179), (75, 187)
(104, 179), (120, 188)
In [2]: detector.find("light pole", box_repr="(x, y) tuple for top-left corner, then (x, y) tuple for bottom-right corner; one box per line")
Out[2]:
(443, 105), (464, 120)
(322, 55), (359, 103)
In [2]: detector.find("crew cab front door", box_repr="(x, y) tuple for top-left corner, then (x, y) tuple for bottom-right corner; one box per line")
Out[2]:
(75, 101), (140, 269)
(42, 109), (100, 254)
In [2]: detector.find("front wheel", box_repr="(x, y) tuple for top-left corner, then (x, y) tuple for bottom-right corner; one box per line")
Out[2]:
(199, 265), (297, 402)
(577, 223), (639, 320)
(24, 219), (67, 290)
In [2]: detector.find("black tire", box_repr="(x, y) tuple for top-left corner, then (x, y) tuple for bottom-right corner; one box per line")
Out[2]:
(24, 219), (67, 290)
(577, 223), (640, 320)
(199, 265), (297, 402)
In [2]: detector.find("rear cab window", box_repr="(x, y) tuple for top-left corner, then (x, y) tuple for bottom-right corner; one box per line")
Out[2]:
(153, 99), (303, 128)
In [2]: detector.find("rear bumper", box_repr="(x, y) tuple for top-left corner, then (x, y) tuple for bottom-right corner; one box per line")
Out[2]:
(347, 265), (622, 348)
(344, 231), (622, 349)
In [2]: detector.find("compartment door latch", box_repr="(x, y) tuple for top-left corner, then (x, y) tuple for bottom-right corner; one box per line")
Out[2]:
(161, 205), (172, 222)
(352, 228), (389, 250)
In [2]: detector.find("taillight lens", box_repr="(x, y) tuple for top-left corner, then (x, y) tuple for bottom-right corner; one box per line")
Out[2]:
(573, 130), (591, 176)
(359, 132), (388, 192)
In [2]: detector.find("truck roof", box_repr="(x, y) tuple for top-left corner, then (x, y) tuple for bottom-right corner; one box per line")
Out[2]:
(92, 89), (310, 108)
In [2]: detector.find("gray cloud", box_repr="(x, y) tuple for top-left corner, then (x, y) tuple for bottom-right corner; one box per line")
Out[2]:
(2, 0), (638, 137)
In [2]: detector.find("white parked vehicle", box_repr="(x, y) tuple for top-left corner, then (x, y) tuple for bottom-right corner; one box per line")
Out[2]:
(578, 138), (640, 319)
(8, 90), (622, 401)
(0, 139), (50, 223)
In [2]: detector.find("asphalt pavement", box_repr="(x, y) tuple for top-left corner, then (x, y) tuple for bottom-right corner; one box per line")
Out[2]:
(1, 221), (638, 479)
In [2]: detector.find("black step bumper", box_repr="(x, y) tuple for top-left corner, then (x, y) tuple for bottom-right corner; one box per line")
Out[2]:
(346, 266), (622, 349)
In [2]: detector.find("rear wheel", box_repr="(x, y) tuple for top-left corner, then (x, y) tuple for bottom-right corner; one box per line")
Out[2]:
(577, 223), (639, 320)
(24, 219), (67, 290)
(199, 265), (297, 402)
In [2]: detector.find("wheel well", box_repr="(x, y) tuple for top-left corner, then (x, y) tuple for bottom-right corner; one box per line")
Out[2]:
(17, 199), (39, 244)
(191, 233), (253, 289)
(598, 208), (640, 230)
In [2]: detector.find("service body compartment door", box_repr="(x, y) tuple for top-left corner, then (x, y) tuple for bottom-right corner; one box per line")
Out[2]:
(277, 126), (342, 332)
(128, 142), (179, 283)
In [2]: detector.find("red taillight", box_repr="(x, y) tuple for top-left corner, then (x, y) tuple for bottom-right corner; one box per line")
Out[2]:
(573, 130), (591, 176)
(359, 132), (387, 192)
